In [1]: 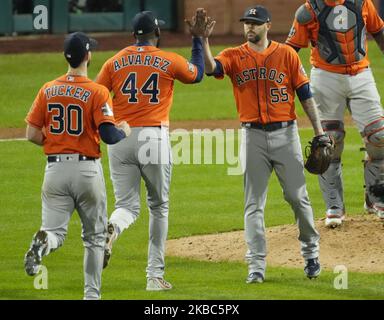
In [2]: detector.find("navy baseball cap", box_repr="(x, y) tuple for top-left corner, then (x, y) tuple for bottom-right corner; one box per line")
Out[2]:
(239, 5), (271, 24)
(64, 32), (98, 68)
(132, 11), (165, 35)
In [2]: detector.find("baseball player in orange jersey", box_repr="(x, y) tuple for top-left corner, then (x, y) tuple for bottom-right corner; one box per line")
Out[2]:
(96, 11), (205, 290)
(197, 6), (331, 282)
(24, 32), (130, 300)
(286, 0), (384, 227)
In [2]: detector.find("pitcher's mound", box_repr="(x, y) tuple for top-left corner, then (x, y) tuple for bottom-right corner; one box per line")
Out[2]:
(167, 214), (384, 272)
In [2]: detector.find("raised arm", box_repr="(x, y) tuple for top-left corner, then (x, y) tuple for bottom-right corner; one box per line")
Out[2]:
(203, 36), (216, 74)
(186, 8), (217, 74)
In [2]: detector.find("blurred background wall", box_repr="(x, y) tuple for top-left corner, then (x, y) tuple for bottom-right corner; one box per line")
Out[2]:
(0, 0), (383, 36)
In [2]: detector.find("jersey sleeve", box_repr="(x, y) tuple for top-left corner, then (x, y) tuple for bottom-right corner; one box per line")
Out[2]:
(365, 0), (384, 34)
(169, 53), (198, 84)
(25, 87), (46, 129)
(286, 18), (311, 48)
(287, 46), (310, 90)
(213, 48), (233, 79)
(96, 60), (113, 91)
(92, 87), (116, 128)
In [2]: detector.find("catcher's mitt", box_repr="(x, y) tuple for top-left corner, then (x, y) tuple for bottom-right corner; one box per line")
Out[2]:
(304, 134), (335, 175)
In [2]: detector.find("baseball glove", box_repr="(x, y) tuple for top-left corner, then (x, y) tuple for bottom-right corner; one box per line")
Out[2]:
(304, 134), (335, 175)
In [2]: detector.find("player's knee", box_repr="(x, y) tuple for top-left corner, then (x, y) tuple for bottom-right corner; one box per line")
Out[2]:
(321, 120), (345, 160)
(82, 233), (105, 248)
(364, 118), (384, 160)
(148, 201), (169, 217)
(283, 190), (308, 208)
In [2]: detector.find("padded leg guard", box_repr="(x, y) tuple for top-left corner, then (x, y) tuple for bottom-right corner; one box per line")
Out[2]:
(318, 161), (344, 211)
(364, 159), (384, 204)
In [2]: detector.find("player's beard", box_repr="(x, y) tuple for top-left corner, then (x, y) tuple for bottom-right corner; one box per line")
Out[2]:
(249, 34), (261, 44)
(246, 33), (261, 44)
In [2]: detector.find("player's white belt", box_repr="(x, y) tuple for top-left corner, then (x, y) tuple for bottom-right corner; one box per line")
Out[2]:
(241, 120), (295, 132)
(47, 154), (97, 162)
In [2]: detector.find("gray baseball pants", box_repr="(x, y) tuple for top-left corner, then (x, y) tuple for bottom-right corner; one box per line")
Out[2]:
(107, 127), (172, 279)
(241, 122), (320, 277)
(310, 67), (384, 210)
(40, 156), (107, 300)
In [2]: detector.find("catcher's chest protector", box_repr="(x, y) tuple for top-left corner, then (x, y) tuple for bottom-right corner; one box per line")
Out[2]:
(308, 0), (366, 64)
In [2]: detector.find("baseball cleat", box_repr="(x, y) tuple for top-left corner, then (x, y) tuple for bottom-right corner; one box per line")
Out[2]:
(146, 277), (172, 291)
(246, 272), (264, 284)
(24, 230), (48, 276)
(373, 203), (384, 220)
(103, 222), (118, 269)
(364, 202), (378, 215)
(364, 193), (377, 214)
(304, 258), (321, 279)
(325, 207), (345, 228)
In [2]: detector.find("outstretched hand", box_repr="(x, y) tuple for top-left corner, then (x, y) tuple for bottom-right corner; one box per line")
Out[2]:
(117, 121), (131, 137)
(185, 8), (216, 38)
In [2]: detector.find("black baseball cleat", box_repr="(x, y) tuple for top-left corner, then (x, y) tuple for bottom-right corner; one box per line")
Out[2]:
(246, 272), (264, 284)
(304, 258), (321, 279)
(24, 230), (48, 276)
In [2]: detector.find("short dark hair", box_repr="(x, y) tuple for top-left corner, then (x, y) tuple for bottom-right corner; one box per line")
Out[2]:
(68, 52), (88, 68)
(135, 29), (157, 42)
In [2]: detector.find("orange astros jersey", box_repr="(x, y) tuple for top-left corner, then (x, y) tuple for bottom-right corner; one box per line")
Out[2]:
(286, 0), (384, 74)
(96, 45), (198, 127)
(214, 41), (309, 123)
(26, 75), (115, 157)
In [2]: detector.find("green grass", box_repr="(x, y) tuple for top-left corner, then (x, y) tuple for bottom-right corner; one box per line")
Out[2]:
(1, 41), (383, 128)
(1, 127), (383, 300)
(1, 41), (383, 300)
(0, 46), (236, 128)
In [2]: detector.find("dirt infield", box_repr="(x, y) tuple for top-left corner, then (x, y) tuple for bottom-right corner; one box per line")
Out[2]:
(167, 214), (384, 273)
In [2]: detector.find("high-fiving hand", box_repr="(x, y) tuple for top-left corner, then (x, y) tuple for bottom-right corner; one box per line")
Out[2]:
(185, 8), (216, 38)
